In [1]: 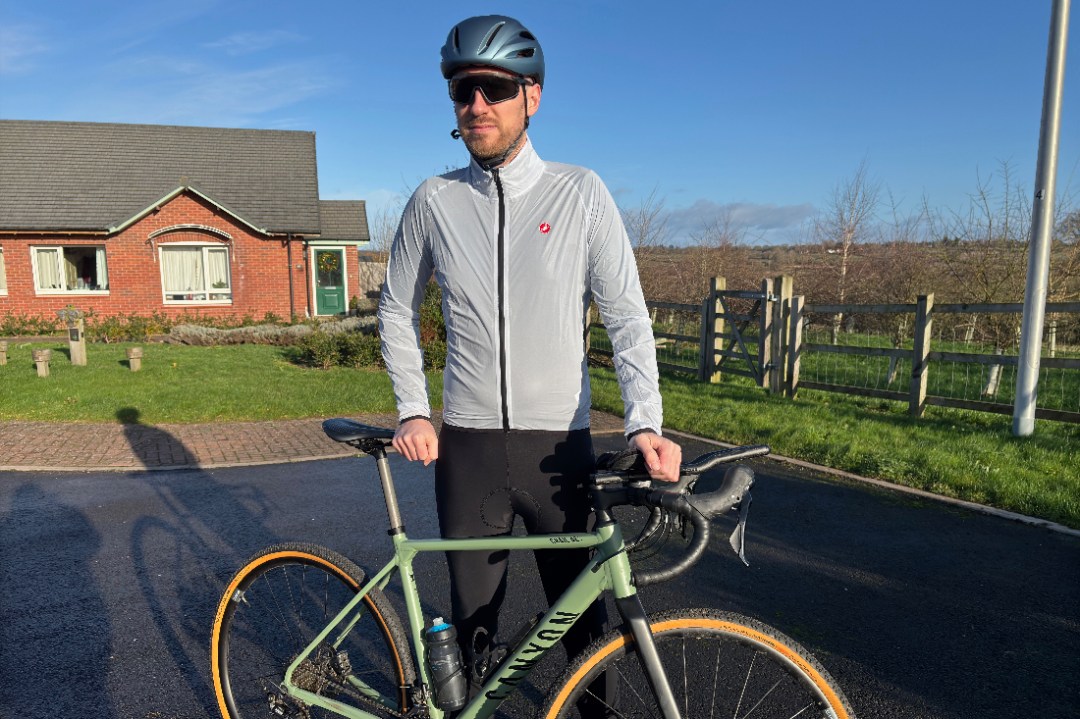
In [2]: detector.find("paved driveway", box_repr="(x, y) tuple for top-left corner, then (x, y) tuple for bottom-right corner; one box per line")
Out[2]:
(0, 431), (1077, 718)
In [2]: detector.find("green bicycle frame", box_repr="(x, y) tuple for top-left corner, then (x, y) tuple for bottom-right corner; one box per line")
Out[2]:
(282, 521), (637, 719)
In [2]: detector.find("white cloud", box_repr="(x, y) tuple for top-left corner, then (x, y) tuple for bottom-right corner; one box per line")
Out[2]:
(0, 24), (48, 76)
(666, 199), (816, 245)
(90, 56), (336, 127)
(204, 30), (305, 56)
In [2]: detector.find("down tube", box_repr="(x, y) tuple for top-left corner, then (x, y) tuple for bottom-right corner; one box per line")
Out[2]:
(457, 548), (619, 719)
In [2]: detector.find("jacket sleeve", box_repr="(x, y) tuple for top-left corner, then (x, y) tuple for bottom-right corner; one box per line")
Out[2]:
(378, 190), (435, 422)
(585, 173), (664, 436)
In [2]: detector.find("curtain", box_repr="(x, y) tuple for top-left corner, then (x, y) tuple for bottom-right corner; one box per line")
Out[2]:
(96, 247), (109, 290)
(0, 249), (6, 292)
(162, 247), (204, 292)
(63, 252), (77, 290)
(35, 248), (61, 290)
(207, 248), (229, 289)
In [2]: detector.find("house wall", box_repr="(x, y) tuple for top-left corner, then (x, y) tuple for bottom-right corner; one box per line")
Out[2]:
(0, 191), (361, 321)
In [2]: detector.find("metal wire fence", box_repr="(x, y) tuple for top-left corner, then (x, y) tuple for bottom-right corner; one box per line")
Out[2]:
(797, 301), (1080, 420)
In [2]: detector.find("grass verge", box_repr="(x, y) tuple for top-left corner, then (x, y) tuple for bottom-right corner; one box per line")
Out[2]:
(589, 367), (1080, 529)
(0, 341), (442, 424)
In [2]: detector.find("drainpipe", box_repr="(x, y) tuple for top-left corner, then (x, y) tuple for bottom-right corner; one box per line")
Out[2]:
(286, 234), (296, 322)
(303, 240), (313, 318)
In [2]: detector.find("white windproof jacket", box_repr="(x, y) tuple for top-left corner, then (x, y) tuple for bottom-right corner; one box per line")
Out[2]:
(378, 139), (663, 435)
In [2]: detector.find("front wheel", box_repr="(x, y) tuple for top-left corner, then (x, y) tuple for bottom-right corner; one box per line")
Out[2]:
(211, 543), (416, 718)
(542, 607), (855, 719)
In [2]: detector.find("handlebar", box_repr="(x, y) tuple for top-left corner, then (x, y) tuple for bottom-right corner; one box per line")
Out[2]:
(592, 445), (767, 586)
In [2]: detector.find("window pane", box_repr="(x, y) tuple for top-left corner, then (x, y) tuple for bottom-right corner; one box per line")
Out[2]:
(35, 248), (61, 290)
(0, 249), (6, 292)
(162, 247), (205, 293)
(207, 248), (229, 289)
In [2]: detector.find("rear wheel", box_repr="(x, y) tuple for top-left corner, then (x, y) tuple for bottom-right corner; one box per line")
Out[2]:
(542, 607), (855, 719)
(211, 543), (415, 718)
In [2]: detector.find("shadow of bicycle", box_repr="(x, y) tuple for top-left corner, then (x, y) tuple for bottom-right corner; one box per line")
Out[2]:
(121, 407), (282, 715)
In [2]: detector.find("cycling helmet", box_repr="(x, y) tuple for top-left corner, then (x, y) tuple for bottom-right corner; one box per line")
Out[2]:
(441, 15), (545, 87)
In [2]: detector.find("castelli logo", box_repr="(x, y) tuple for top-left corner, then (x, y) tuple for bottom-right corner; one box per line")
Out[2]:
(539, 222), (551, 234)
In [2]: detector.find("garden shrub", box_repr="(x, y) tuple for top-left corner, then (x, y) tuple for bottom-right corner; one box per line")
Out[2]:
(293, 331), (342, 370)
(337, 331), (384, 368)
(423, 339), (447, 371)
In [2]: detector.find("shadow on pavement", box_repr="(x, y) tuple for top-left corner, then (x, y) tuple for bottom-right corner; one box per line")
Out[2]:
(121, 407), (283, 717)
(0, 484), (112, 716)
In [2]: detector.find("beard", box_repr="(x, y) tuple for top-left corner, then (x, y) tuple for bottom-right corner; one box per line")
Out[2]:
(461, 125), (524, 163)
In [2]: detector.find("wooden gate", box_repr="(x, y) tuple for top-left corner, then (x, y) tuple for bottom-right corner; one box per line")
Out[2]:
(701, 276), (794, 393)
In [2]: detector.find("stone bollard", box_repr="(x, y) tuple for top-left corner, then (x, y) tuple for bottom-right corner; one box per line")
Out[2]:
(126, 346), (143, 372)
(0, 340), (7, 366)
(68, 318), (87, 366)
(32, 348), (52, 378)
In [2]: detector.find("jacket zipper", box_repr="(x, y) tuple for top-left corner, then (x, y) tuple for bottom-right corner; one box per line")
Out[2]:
(493, 168), (510, 430)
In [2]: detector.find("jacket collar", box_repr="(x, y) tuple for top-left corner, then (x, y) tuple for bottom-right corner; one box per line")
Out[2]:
(466, 138), (544, 199)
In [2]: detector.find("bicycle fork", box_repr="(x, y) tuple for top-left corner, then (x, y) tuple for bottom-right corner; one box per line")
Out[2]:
(616, 595), (682, 719)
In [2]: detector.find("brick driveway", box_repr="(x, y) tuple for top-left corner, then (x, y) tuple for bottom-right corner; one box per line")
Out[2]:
(0, 410), (628, 471)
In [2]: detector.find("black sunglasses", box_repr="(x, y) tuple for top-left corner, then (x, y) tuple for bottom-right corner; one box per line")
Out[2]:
(448, 74), (526, 105)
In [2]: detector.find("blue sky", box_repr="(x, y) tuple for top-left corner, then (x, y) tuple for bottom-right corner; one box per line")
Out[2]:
(1, 0), (1077, 245)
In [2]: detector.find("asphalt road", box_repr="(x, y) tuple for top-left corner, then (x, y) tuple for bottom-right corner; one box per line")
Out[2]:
(1, 432), (1077, 719)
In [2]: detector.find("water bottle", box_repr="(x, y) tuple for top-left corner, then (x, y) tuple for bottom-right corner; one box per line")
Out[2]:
(424, 617), (467, 710)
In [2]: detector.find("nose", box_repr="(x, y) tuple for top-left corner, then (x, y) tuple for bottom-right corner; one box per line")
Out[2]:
(464, 87), (491, 111)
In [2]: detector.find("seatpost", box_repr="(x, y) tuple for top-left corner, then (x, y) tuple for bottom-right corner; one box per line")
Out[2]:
(370, 446), (405, 534)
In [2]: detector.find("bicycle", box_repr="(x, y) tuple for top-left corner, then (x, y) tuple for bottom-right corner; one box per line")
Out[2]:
(211, 418), (856, 719)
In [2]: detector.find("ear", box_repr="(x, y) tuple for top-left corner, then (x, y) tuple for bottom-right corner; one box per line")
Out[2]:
(526, 82), (542, 118)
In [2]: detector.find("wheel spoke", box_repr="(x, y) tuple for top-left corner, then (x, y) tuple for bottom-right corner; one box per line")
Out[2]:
(542, 611), (853, 719)
(213, 545), (414, 719)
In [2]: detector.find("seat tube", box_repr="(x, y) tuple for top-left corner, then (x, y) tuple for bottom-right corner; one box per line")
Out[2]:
(615, 595), (681, 719)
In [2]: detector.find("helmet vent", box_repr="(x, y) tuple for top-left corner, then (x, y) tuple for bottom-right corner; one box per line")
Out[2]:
(515, 49), (535, 58)
(451, 27), (460, 50)
(480, 22), (505, 53)
(519, 31), (535, 41)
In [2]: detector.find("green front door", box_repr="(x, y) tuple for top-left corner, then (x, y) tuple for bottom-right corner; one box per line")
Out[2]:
(314, 248), (346, 315)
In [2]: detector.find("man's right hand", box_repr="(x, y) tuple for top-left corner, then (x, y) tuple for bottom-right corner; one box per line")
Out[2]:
(393, 418), (439, 466)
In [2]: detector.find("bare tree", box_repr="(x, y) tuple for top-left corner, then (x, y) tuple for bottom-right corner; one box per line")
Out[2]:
(684, 210), (746, 296)
(367, 200), (404, 258)
(620, 189), (675, 301)
(925, 161), (1031, 351)
(621, 187), (671, 250)
(811, 160), (881, 342)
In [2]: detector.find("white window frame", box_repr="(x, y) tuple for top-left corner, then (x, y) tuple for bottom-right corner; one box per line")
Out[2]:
(0, 247), (7, 295)
(159, 242), (233, 305)
(30, 245), (110, 295)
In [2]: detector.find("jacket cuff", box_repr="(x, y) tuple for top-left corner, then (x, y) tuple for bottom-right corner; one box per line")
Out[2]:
(625, 427), (661, 442)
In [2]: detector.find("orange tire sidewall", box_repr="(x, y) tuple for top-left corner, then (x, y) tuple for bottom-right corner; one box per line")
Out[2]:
(543, 617), (850, 719)
(210, 551), (365, 718)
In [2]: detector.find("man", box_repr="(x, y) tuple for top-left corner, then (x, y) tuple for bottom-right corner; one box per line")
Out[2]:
(378, 13), (681, 695)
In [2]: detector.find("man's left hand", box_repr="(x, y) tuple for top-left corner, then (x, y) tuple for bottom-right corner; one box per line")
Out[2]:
(628, 431), (682, 483)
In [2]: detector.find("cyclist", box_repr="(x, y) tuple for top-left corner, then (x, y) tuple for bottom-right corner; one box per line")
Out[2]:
(377, 13), (681, 701)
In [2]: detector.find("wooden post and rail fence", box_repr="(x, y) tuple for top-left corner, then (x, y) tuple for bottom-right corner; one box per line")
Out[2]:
(589, 276), (1080, 425)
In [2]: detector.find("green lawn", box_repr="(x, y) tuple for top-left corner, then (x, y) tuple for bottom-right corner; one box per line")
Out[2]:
(2, 340), (1077, 529)
(0, 340), (442, 423)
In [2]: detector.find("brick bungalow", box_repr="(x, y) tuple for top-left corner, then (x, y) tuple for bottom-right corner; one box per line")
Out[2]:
(0, 119), (371, 321)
